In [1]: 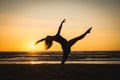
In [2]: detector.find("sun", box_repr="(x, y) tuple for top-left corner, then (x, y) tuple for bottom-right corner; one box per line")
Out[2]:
(30, 43), (35, 49)
(28, 42), (45, 51)
(29, 43), (37, 51)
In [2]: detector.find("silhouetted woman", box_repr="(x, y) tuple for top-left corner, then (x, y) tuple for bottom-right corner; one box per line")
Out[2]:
(35, 19), (92, 69)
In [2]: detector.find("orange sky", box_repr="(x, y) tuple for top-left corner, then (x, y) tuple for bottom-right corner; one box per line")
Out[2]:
(0, 0), (120, 51)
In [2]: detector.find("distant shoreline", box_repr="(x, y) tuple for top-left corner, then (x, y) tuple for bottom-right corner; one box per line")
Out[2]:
(0, 51), (120, 52)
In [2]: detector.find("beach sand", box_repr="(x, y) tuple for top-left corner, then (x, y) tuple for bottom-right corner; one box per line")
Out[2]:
(0, 64), (120, 80)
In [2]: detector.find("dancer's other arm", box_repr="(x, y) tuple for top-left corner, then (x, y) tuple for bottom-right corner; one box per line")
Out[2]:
(56, 19), (66, 35)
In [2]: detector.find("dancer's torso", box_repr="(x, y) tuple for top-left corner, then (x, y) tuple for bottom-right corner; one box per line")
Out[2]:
(53, 35), (70, 54)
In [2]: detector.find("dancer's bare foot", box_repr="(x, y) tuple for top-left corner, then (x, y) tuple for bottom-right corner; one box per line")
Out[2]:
(86, 27), (92, 33)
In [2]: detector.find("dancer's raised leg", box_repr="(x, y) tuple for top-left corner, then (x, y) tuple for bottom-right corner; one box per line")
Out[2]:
(68, 27), (92, 47)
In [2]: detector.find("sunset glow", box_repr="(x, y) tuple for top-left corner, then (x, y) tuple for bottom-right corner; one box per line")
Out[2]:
(0, 0), (120, 51)
(30, 43), (35, 49)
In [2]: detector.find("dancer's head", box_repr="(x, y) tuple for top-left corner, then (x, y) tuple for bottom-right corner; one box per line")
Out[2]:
(45, 36), (53, 49)
(35, 35), (53, 49)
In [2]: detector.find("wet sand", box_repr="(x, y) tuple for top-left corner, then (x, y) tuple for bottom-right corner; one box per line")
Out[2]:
(0, 64), (120, 80)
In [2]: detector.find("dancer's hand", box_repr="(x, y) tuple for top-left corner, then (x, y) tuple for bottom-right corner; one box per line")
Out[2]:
(62, 19), (66, 23)
(35, 38), (45, 45)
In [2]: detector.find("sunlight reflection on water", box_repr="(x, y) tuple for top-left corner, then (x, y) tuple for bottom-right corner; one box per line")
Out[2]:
(0, 61), (120, 64)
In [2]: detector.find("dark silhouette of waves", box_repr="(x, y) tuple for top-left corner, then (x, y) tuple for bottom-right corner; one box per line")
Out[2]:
(0, 51), (120, 62)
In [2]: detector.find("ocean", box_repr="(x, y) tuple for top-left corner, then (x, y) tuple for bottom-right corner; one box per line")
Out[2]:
(0, 51), (120, 64)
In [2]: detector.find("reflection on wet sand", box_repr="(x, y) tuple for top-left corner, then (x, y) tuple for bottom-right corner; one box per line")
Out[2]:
(0, 61), (120, 64)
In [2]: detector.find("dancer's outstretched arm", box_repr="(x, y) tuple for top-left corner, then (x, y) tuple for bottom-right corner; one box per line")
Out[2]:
(56, 19), (66, 35)
(35, 38), (45, 45)
(68, 27), (92, 47)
